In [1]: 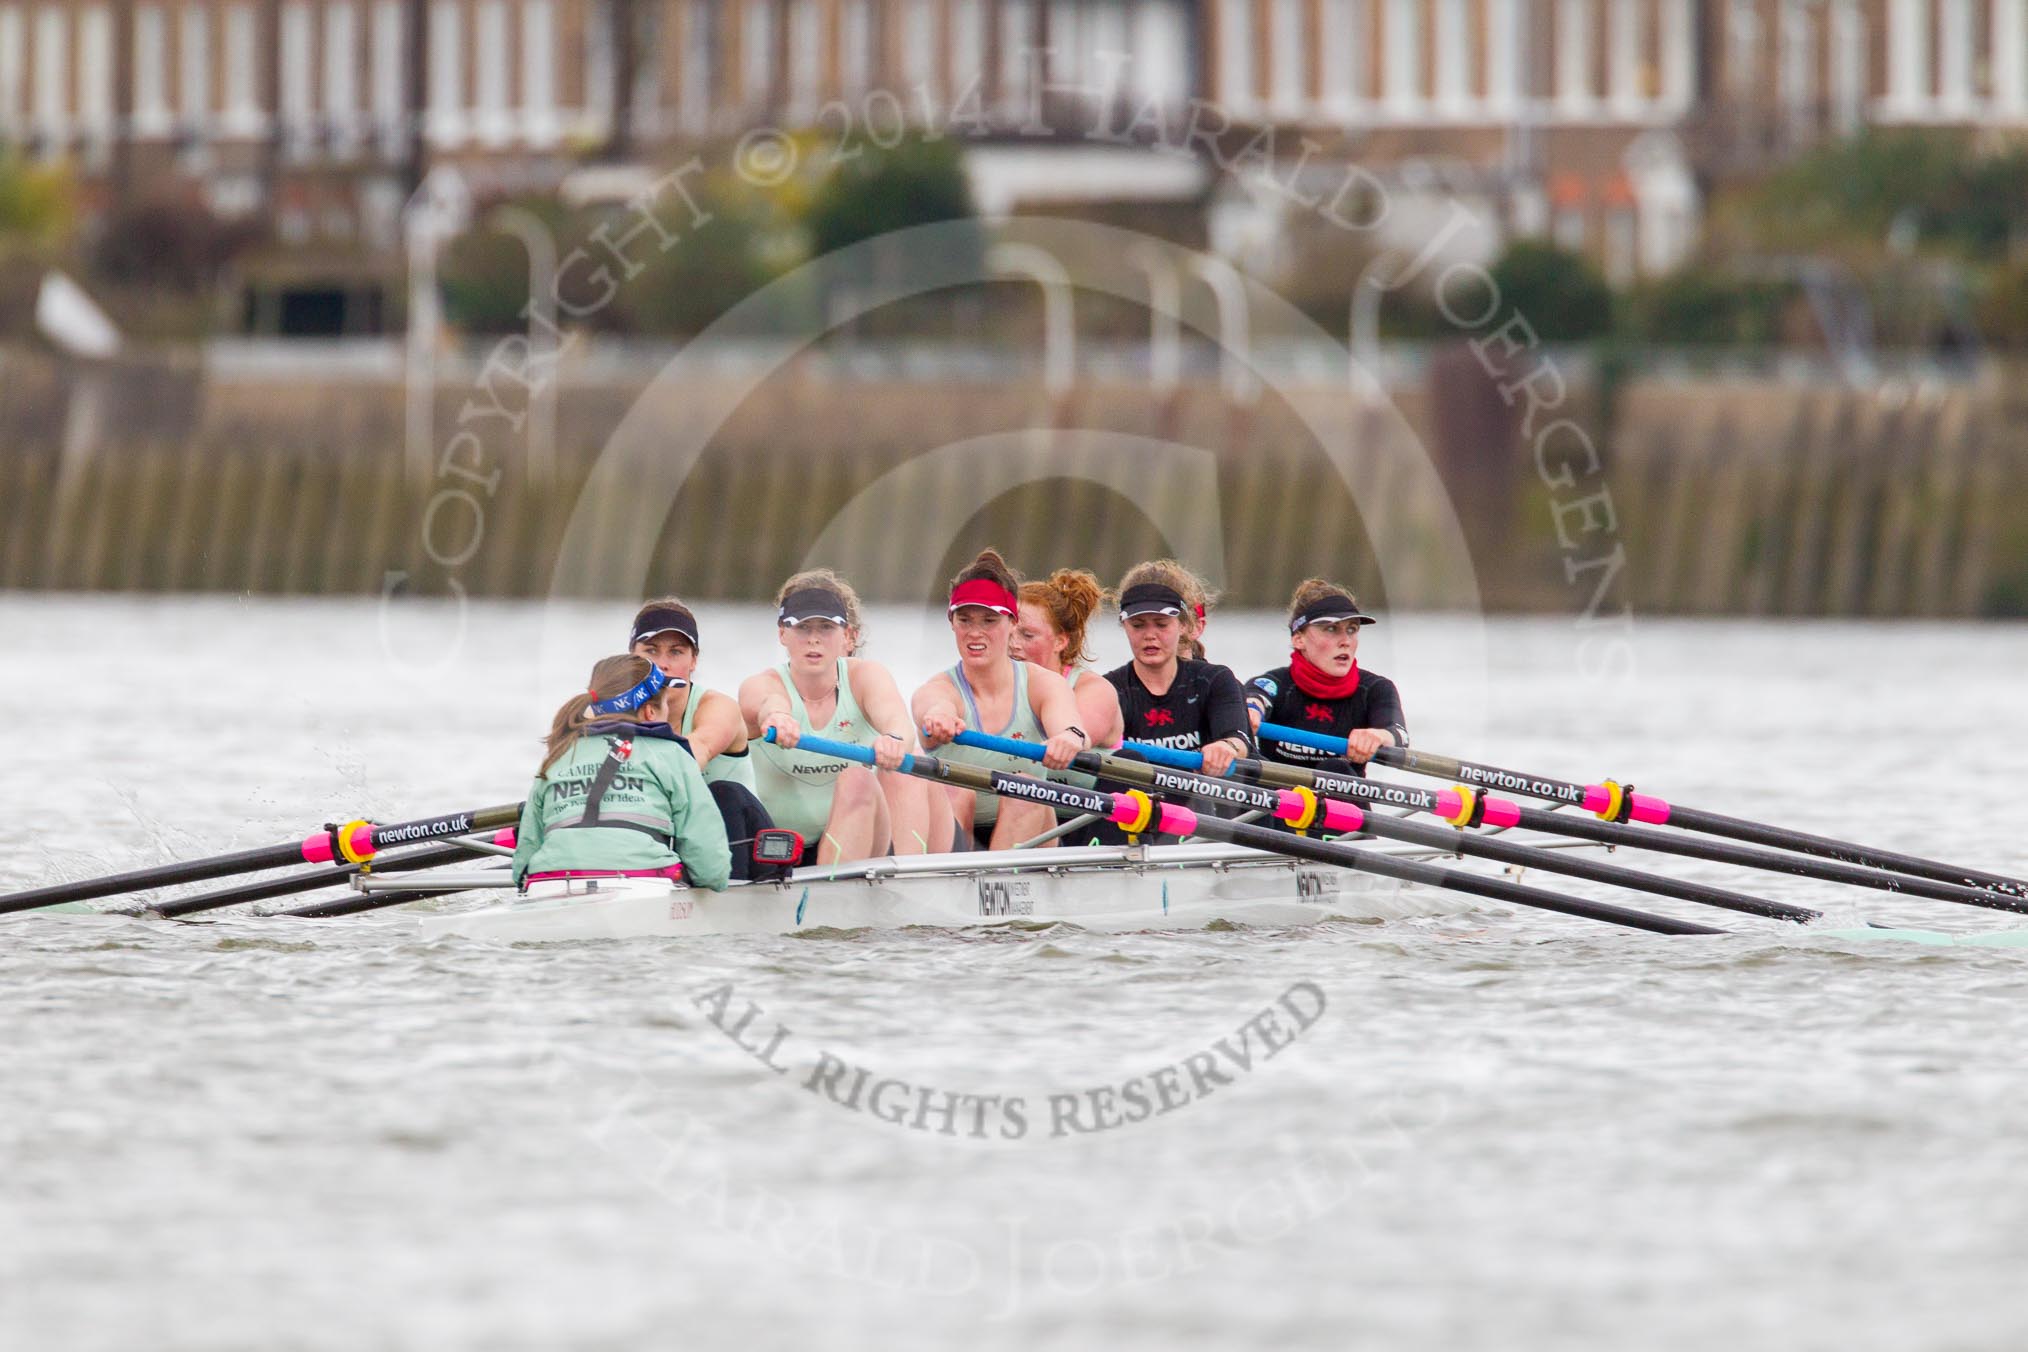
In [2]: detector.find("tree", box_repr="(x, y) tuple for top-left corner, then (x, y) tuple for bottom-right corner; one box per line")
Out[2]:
(1486, 240), (1615, 342)
(804, 135), (977, 260)
(0, 152), (73, 246)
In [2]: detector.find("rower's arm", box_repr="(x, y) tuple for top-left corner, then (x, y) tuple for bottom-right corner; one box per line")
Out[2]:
(1074, 675), (1124, 749)
(738, 670), (794, 741)
(910, 673), (964, 746)
(510, 780), (548, 887)
(687, 690), (747, 766)
(1028, 664), (1081, 736)
(661, 747), (731, 892)
(850, 660), (920, 752)
(1366, 674), (1410, 748)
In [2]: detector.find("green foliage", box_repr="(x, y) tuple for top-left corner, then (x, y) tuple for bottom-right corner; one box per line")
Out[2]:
(1976, 259), (2028, 348)
(92, 198), (266, 293)
(804, 134), (977, 260)
(0, 152), (73, 245)
(439, 197), (577, 334)
(1485, 240), (1615, 342)
(1735, 130), (2028, 261)
(1624, 267), (1793, 346)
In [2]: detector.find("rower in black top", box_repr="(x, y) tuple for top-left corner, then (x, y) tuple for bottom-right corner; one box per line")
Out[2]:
(1246, 579), (1407, 777)
(1105, 577), (1255, 772)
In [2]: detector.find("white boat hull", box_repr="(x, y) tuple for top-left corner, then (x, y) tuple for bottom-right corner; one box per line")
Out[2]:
(416, 842), (1474, 942)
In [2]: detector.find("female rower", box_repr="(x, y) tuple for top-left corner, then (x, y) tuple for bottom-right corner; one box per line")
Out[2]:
(512, 654), (732, 891)
(629, 597), (776, 877)
(913, 550), (1087, 849)
(740, 569), (932, 865)
(1244, 579), (1408, 775)
(1106, 560), (1253, 778)
(1014, 568), (1124, 758)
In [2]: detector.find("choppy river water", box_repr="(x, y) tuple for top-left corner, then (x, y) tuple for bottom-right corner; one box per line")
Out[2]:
(4, 596), (2027, 1351)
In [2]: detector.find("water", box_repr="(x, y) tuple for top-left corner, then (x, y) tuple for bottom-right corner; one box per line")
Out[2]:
(4, 596), (2027, 1350)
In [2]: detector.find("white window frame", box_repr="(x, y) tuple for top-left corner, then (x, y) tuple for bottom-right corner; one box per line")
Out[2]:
(474, 0), (509, 142)
(1556, 0), (1595, 114)
(998, 0), (1029, 112)
(742, 0), (773, 106)
(1487, 0), (1520, 112)
(1609, 0), (1647, 114)
(371, 0), (403, 142)
(1886, 0), (1929, 114)
(429, 0), (465, 140)
(79, 4), (114, 139)
(325, 2), (358, 140)
(33, 7), (68, 139)
(1659, 0), (1693, 110)
(135, 6), (171, 134)
(788, 0), (822, 113)
(223, 3), (260, 136)
(1435, 0), (1473, 114)
(0, 7), (21, 133)
(1385, 0), (1423, 113)
(523, 0), (557, 142)
(1218, 0), (1256, 111)
(1780, 0), (1814, 117)
(180, 5), (212, 127)
(1938, 0), (1972, 113)
(1270, 0), (1305, 115)
(1995, 0), (2028, 114)
(1133, 0), (1186, 105)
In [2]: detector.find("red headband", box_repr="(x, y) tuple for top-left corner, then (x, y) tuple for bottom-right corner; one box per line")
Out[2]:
(949, 578), (1017, 616)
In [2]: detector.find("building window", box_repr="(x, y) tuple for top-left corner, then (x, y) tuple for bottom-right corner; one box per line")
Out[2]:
(1660, 0), (1693, 110)
(1385, 0), (1422, 111)
(1435, 0), (1473, 113)
(1780, 0), (1815, 120)
(1886, 0), (1928, 112)
(742, 0), (773, 106)
(1321, 0), (1367, 112)
(1831, 0), (1865, 128)
(1554, 207), (1587, 250)
(1556, 0), (1593, 113)
(225, 4), (258, 134)
(326, 3), (358, 128)
(180, 6), (211, 125)
(788, 0), (821, 111)
(79, 4), (113, 139)
(280, 0), (312, 156)
(475, 0), (508, 140)
(1218, 0), (1254, 110)
(999, 0), (1029, 110)
(0, 7), (20, 133)
(949, 0), (982, 100)
(1133, 0), (1187, 105)
(1995, 0), (2028, 114)
(1486, 0), (1519, 111)
(371, 0), (402, 140)
(429, 0), (463, 136)
(1609, 0), (1646, 113)
(1048, 0), (1079, 85)
(1270, 0), (1305, 114)
(524, 0), (557, 140)
(33, 7), (67, 137)
(1938, 0), (1972, 112)
(136, 6), (170, 132)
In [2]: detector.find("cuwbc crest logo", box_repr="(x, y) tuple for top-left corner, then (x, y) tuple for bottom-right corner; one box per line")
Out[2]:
(1303, 703), (1334, 724)
(1144, 708), (1176, 727)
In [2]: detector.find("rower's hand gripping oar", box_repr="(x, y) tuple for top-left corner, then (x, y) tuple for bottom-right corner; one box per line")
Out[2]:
(1261, 721), (2028, 900)
(950, 730), (1812, 924)
(0, 804), (523, 914)
(765, 729), (1722, 936)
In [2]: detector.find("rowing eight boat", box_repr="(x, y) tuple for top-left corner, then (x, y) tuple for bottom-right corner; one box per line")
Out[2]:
(409, 840), (1481, 942)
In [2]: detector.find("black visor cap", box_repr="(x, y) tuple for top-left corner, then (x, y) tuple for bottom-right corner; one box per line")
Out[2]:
(1118, 582), (1188, 619)
(778, 587), (851, 626)
(631, 605), (700, 649)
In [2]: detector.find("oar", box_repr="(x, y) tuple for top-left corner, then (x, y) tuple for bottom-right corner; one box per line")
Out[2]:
(1259, 722), (2028, 900)
(0, 804), (522, 915)
(283, 872), (514, 919)
(767, 730), (1721, 935)
(1217, 751), (2028, 917)
(140, 835), (512, 919)
(950, 731), (1811, 924)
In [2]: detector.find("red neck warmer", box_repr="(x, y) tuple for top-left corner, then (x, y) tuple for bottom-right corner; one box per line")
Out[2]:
(1290, 649), (1360, 701)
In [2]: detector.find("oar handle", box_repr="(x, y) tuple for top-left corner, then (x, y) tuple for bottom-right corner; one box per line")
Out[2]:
(952, 730), (1222, 777)
(762, 727), (915, 773)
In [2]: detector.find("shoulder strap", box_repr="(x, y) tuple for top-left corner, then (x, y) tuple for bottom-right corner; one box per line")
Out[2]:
(579, 737), (633, 827)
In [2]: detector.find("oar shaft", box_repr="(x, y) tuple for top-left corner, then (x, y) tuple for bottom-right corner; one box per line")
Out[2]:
(954, 731), (1806, 923)
(147, 839), (501, 918)
(1259, 722), (2028, 899)
(0, 805), (521, 914)
(792, 731), (1719, 936)
(1236, 758), (2028, 915)
(1097, 754), (1813, 923)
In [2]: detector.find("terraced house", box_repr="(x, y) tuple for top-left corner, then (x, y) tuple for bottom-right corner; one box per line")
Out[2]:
(2, 0), (2023, 288)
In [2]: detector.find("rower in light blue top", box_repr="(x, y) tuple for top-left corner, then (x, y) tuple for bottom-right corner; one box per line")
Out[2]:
(912, 549), (1087, 850)
(739, 569), (933, 866)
